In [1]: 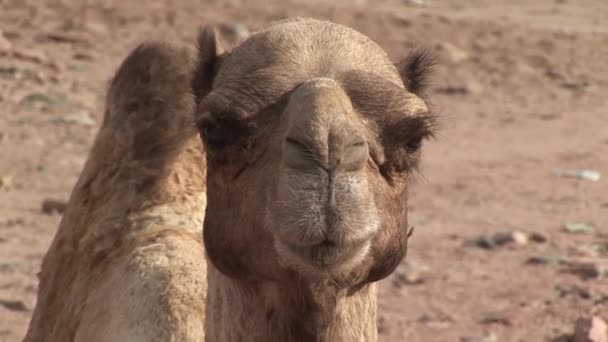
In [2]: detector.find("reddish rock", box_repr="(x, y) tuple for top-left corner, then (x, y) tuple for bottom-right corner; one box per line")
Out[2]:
(573, 316), (608, 342)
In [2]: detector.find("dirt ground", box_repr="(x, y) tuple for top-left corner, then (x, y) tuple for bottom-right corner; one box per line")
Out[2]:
(1, 0), (607, 341)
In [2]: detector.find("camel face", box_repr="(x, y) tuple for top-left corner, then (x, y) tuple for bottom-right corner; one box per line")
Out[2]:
(268, 78), (379, 272)
(195, 18), (435, 285)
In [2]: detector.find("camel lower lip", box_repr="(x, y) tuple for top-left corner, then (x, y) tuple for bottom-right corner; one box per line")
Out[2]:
(286, 240), (367, 267)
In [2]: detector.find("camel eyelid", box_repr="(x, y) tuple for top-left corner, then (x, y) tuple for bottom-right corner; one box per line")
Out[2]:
(285, 137), (311, 151)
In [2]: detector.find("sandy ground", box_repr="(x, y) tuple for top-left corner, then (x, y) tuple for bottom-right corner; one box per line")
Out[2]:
(1, 0), (607, 341)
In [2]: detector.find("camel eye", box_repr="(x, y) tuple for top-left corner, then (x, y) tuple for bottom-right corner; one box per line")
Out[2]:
(406, 135), (423, 152)
(198, 117), (251, 149)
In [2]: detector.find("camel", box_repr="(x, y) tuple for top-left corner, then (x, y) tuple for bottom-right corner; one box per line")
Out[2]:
(24, 17), (436, 342)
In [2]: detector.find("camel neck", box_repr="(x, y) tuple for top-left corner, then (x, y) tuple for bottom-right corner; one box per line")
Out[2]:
(204, 264), (377, 342)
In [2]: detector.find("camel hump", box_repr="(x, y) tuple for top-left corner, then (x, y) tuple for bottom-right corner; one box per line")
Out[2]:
(103, 42), (197, 160)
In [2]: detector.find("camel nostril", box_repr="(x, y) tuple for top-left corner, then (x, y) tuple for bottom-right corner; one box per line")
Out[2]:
(320, 239), (336, 247)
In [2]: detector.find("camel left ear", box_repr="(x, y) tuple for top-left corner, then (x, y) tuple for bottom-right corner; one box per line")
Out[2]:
(192, 26), (224, 103)
(395, 49), (435, 97)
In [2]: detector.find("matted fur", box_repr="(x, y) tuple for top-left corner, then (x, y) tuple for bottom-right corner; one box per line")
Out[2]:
(25, 17), (435, 342)
(24, 43), (207, 342)
(197, 18), (435, 341)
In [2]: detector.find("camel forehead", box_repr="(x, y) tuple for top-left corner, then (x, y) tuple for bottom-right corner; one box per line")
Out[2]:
(214, 18), (402, 89)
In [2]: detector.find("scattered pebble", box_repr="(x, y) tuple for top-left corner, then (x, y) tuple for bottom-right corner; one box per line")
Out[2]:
(561, 80), (590, 91)
(561, 258), (607, 280)
(54, 111), (96, 126)
(573, 316), (607, 342)
(73, 52), (94, 61)
(556, 284), (591, 300)
(41, 198), (68, 215)
(0, 29), (12, 54)
(525, 253), (567, 266)
(20, 92), (59, 107)
(377, 315), (389, 334)
(392, 261), (429, 286)
(526, 256), (551, 265)
(0, 175), (13, 190)
(435, 80), (483, 95)
(418, 313), (452, 329)
(479, 310), (514, 326)
(3, 218), (25, 227)
(0, 299), (28, 312)
(470, 230), (528, 249)
(435, 41), (470, 64)
(12, 48), (48, 64)
(35, 31), (86, 45)
(570, 243), (604, 258)
(404, 0), (429, 7)
(529, 232), (548, 243)
(392, 13), (412, 27)
(564, 223), (594, 234)
(0, 262), (22, 272)
(0, 261), (23, 272)
(555, 169), (601, 182)
(510, 231), (529, 245)
(461, 333), (498, 342)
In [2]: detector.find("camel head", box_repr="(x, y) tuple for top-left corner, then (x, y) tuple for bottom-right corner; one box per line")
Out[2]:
(193, 18), (436, 287)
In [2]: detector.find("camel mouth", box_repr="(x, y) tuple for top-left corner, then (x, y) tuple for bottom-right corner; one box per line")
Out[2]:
(282, 238), (370, 268)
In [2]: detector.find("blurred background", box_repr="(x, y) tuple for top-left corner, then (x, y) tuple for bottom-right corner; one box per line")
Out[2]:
(1, 0), (607, 341)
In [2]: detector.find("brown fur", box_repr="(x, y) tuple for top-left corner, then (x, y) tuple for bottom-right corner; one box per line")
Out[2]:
(197, 18), (436, 341)
(25, 17), (435, 342)
(24, 42), (207, 342)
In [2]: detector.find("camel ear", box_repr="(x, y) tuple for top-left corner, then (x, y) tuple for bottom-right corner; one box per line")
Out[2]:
(192, 26), (224, 103)
(395, 49), (435, 96)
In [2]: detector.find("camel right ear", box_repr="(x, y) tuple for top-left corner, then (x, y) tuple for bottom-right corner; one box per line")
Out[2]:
(192, 26), (224, 103)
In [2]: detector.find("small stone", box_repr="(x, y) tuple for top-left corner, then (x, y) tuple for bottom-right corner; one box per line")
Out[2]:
(392, 13), (412, 26)
(0, 29), (12, 54)
(479, 310), (514, 326)
(472, 236), (497, 249)
(492, 231), (528, 246)
(0, 175), (12, 190)
(54, 111), (96, 126)
(4, 218), (25, 227)
(0, 262), (21, 272)
(562, 258), (607, 280)
(526, 253), (567, 266)
(20, 92), (58, 107)
(73, 52), (94, 61)
(13, 47), (48, 64)
(393, 261), (429, 286)
(435, 80), (482, 95)
(377, 315), (389, 334)
(471, 231), (527, 249)
(564, 223), (594, 233)
(41, 198), (68, 215)
(0, 299), (28, 312)
(526, 256), (550, 265)
(573, 316), (607, 342)
(404, 0), (428, 7)
(561, 80), (590, 91)
(435, 41), (470, 64)
(460, 333), (498, 342)
(529, 232), (548, 243)
(512, 231), (529, 245)
(556, 284), (591, 300)
(84, 20), (110, 35)
(418, 313), (452, 329)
